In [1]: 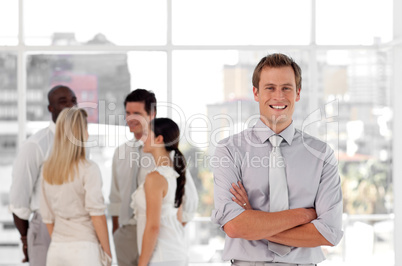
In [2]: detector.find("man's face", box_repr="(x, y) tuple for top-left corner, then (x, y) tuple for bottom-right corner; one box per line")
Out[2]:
(48, 87), (77, 122)
(253, 66), (300, 133)
(125, 101), (154, 138)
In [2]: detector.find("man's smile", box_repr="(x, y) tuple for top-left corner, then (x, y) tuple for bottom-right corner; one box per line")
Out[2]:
(269, 105), (287, 110)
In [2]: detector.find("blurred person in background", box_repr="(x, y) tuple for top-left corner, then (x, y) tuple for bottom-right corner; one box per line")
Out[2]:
(40, 107), (111, 265)
(109, 89), (198, 266)
(131, 118), (187, 266)
(212, 53), (343, 266)
(9, 85), (77, 265)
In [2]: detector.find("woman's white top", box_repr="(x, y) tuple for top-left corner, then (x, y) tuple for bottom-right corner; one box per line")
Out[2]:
(131, 166), (186, 263)
(40, 160), (106, 243)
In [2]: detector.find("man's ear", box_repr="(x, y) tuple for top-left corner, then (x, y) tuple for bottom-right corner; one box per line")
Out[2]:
(296, 88), (301, 102)
(253, 87), (259, 102)
(48, 105), (52, 113)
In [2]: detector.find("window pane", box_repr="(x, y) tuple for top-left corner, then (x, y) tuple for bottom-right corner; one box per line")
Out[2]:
(318, 50), (393, 209)
(173, 0), (311, 45)
(0, 0), (18, 45)
(316, 0), (393, 45)
(0, 53), (19, 263)
(26, 52), (167, 122)
(26, 50), (166, 192)
(318, 49), (393, 263)
(24, 0), (167, 46)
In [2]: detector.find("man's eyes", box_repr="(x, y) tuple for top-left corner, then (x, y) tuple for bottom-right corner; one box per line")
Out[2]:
(264, 87), (291, 90)
(126, 113), (144, 116)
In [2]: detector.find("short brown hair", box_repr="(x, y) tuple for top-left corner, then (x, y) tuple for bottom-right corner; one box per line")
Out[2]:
(252, 53), (302, 90)
(124, 89), (157, 116)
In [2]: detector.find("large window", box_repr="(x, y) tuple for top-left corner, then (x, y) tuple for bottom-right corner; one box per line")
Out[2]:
(0, 1), (398, 265)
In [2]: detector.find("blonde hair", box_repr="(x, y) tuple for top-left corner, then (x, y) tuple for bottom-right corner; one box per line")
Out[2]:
(43, 107), (88, 185)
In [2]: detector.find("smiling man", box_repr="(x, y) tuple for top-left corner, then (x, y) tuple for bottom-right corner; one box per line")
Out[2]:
(253, 64), (300, 134)
(211, 54), (343, 266)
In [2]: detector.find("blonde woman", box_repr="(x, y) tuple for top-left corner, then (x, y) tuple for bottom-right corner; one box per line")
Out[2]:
(40, 107), (111, 265)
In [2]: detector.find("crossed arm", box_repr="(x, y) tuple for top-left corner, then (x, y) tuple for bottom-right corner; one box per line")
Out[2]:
(226, 182), (333, 247)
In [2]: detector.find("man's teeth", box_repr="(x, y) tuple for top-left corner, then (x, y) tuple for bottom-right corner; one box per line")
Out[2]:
(271, 105), (286, 109)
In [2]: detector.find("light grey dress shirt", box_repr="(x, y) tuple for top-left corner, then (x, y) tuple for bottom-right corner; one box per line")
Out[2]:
(211, 119), (343, 264)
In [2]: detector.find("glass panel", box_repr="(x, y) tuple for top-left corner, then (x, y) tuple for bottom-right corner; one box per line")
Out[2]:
(26, 52), (167, 122)
(26, 51), (166, 189)
(316, 0), (393, 45)
(0, 53), (19, 264)
(317, 49), (393, 264)
(173, 0), (311, 45)
(0, 0), (18, 45)
(24, 0), (166, 46)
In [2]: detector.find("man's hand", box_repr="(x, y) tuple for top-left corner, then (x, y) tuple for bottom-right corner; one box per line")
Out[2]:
(20, 236), (29, 262)
(112, 216), (119, 234)
(230, 181), (252, 210)
(304, 208), (317, 223)
(231, 181), (318, 224)
(12, 214), (29, 263)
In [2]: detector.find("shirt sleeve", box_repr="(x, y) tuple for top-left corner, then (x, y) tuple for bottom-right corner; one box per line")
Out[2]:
(210, 144), (245, 227)
(181, 169), (199, 222)
(311, 146), (344, 246)
(84, 162), (106, 216)
(39, 179), (55, 224)
(9, 141), (43, 220)
(108, 148), (122, 216)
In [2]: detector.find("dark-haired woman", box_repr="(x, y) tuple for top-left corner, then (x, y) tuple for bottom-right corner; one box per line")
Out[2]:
(130, 118), (187, 266)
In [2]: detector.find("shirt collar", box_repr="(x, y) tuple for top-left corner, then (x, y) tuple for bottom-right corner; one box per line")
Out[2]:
(137, 139), (144, 147)
(49, 120), (56, 133)
(253, 119), (295, 145)
(132, 138), (144, 148)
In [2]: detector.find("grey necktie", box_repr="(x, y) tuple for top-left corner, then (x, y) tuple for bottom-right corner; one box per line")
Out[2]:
(268, 135), (291, 256)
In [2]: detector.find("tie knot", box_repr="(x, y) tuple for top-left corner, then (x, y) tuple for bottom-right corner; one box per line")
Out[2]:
(269, 135), (283, 147)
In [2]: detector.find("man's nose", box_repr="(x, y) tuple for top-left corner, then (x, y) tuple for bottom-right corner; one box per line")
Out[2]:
(66, 101), (76, 107)
(273, 89), (285, 99)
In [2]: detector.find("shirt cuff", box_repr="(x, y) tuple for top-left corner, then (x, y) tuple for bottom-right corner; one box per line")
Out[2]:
(87, 205), (106, 216)
(9, 205), (32, 220)
(211, 205), (245, 227)
(311, 219), (344, 246)
(89, 211), (106, 216)
(107, 202), (121, 216)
